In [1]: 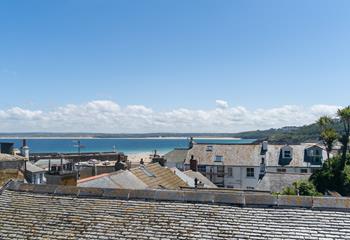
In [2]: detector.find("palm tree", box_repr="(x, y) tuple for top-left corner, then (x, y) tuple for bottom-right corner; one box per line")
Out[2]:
(317, 116), (337, 164)
(320, 128), (338, 160)
(317, 116), (332, 129)
(337, 106), (350, 169)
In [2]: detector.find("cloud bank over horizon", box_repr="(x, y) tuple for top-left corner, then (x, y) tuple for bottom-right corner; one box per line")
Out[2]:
(0, 100), (341, 133)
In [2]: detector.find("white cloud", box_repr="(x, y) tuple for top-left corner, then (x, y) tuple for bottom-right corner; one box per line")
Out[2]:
(215, 100), (229, 109)
(0, 100), (343, 133)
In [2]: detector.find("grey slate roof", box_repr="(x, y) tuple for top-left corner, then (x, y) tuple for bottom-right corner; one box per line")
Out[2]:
(186, 143), (327, 167)
(78, 170), (148, 189)
(186, 144), (262, 166)
(24, 162), (46, 173)
(1, 186), (350, 239)
(184, 170), (218, 188)
(266, 143), (328, 167)
(0, 153), (24, 161)
(163, 148), (188, 163)
(34, 158), (70, 170)
(257, 172), (311, 193)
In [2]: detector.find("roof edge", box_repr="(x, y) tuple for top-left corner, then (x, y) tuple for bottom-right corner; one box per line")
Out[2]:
(4, 181), (350, 211)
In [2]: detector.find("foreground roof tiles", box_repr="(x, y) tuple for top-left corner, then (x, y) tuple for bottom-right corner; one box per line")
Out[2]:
(1, 185), (350, 239)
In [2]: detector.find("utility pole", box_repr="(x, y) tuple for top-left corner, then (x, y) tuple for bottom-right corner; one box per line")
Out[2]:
(73, 140), (84, 179)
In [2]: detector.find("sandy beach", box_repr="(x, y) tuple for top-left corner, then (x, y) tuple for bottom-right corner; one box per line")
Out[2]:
(127, 152), (159, 163)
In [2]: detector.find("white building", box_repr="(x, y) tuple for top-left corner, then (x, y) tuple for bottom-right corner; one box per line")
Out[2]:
(179, 140), (328, 190)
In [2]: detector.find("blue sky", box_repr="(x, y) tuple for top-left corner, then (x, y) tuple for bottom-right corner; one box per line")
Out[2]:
(0, 0), (349, 132)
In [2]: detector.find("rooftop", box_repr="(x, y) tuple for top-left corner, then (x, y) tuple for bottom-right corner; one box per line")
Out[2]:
(78, 170), (148, 189)
(24, 162), (46, 173)
(163, 148), (188, 163)
(0, 153), (24, 162)
(186, 143), (327, 167)
(1, 181), (350, 239)
(193, 138), (257, 145)
(257, 172), (311, 193)
(130, 163), (188, 189)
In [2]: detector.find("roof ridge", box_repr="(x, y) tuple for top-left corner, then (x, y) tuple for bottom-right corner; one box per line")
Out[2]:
(4, 181), (350, 212)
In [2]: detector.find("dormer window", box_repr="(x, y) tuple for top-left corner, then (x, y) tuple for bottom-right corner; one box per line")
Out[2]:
(206, 146), (213, 152)
(281, 145), (293, 159)
(283, 150), (291, 158)
(306, 146), (323, 165)
(214, 155), (224, 162)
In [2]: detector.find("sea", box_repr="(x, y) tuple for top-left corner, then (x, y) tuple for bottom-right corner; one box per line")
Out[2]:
(0, 138), (190, 155)
(0, 138), (256, 155)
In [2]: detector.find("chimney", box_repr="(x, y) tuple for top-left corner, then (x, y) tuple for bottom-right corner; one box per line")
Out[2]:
(189, 137), (194, 149)
(92, 163), (97, 176)
(190, 155), (197, 172)
(21, 139), (30, 159)
(262, 141), (268, 152)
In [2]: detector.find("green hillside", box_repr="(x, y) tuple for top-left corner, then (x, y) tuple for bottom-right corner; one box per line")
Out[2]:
(232, 120), (343, 144)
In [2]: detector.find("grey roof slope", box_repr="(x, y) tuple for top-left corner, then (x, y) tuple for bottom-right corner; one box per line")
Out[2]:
(34, 159), (70, 170)
(184, 170), (218, 188)
(78, 170), (148, 189)
(1, 186), (350, 239)
(186, 144), (262, 166)
(257, 172), (311, 193)
(0, 153), (24, 161)
(186, 143), (327, 167)
(24, 162), (46, 173)
(266, 143), (328, 167)
(163, 148), (188, 163)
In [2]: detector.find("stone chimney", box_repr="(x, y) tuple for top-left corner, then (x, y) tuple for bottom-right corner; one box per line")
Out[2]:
(190, 155), (197, 172)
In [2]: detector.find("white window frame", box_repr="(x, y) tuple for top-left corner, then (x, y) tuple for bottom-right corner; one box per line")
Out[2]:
(214, 155), (224, 162)
(283, 150), (291, 158)
(246, 168), (255, 178)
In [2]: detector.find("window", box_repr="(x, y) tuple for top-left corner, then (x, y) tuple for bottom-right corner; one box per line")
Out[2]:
(261, 157), (265, 165)
(214, 155), (224, 162)
(32, 175), (36, 184)
(197, 165), (206, 173)
(281, 146), (293, 159)
(227, 167), (233, 177)
(309, 148), (321, 157)
(301, 169), (308, 173)
(315, 149), (320, 156)
(206, 146), (213, 152)
(277, 168), (286, 173)
(217, 166), (224, 177)
(283, 150), (291, 158)
(246, 168), (255, 177)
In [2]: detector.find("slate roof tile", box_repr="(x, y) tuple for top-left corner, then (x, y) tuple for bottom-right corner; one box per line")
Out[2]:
(1, 189), (350, 239)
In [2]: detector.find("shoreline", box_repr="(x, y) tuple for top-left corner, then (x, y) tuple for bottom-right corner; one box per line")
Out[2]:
(0, 137), (188, 140)
(0, 136), (240, 140)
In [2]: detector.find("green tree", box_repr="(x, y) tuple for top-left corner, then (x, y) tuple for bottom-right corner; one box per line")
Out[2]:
(317, 116), (332, 129)
(317, 116), (338, 161)
(281, 180), (321, 196)
(337, 106), (350, 169)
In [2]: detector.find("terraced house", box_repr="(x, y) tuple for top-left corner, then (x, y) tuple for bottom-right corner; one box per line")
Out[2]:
(166, 139), (328, 190)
